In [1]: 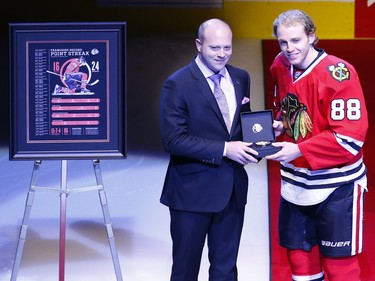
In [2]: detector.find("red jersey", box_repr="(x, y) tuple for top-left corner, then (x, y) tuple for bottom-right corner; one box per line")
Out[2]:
(271, 50), (368, 205)
(66, 59), (81, 74)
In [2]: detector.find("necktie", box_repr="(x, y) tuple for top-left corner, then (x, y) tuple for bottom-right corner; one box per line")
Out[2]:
(210, 74), (231, 132)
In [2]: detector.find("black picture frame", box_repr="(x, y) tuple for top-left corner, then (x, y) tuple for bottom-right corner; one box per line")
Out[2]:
(9, 22), (127, 160)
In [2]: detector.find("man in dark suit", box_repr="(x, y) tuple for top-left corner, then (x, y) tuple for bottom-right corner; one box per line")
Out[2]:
(159, 18), (259, 281)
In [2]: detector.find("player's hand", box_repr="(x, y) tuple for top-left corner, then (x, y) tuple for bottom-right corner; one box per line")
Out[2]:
(265, 142), (301, 163)
(273, 120), (284, 137)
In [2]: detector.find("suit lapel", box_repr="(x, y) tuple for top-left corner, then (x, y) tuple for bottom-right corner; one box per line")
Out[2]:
(227, 68), (245, 132)
(189, 61), (230, 133)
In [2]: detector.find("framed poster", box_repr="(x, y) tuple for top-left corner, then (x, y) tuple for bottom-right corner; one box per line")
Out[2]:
(9, 22), (127, 160)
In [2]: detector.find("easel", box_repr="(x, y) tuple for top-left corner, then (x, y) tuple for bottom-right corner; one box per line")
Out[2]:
(10, 159), (123, 281)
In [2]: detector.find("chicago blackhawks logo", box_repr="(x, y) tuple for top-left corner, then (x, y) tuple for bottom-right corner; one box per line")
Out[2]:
(328, 62), (350, 82)
(281, 93), (313, 141)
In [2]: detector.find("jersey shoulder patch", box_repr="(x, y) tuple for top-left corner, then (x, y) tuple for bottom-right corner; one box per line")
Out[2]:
(327, 62), (350, 82)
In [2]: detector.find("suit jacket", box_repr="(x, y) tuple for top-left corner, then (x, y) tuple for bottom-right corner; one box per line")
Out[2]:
(160, 59), (252, 212)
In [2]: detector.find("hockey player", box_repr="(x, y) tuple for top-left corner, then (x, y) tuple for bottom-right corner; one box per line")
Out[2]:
(64, 56), (89, 93)
(53, 56), (89, 94)
(266, 9), (368, 281)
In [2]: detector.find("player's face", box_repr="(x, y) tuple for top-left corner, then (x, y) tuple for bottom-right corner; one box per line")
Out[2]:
(276, 23), (316, 69)
(196, 27), (232, 73)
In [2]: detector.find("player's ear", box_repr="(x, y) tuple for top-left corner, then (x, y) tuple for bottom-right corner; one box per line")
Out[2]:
(308, 33), (316, 45)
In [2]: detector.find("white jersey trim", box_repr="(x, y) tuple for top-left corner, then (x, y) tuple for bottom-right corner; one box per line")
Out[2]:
(280, 158), (367, 205)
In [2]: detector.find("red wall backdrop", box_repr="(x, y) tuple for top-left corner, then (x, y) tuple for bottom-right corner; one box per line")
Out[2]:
(262, 39), (375, 281)
(355, 0), (375, 38)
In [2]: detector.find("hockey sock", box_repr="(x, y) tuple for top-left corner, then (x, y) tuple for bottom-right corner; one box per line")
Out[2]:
(287, 246), (324, 281)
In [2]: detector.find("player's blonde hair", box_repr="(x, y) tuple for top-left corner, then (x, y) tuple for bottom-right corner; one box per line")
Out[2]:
(273, 9), (319, 46)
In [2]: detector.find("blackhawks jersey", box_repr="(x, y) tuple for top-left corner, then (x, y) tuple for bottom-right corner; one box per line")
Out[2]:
(270, 50), (368, 206)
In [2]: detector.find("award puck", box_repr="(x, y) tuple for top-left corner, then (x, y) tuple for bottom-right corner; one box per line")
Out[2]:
(255, 141), (271, 147)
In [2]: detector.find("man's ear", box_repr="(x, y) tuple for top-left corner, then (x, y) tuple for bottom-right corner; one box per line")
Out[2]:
(195, 39), (202, 52)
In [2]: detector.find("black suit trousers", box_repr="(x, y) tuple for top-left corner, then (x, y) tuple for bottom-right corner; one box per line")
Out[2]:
(169, 191), (245, 281)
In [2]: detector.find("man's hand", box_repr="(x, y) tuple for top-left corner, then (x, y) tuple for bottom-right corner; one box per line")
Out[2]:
(225, 141), (260, 165)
